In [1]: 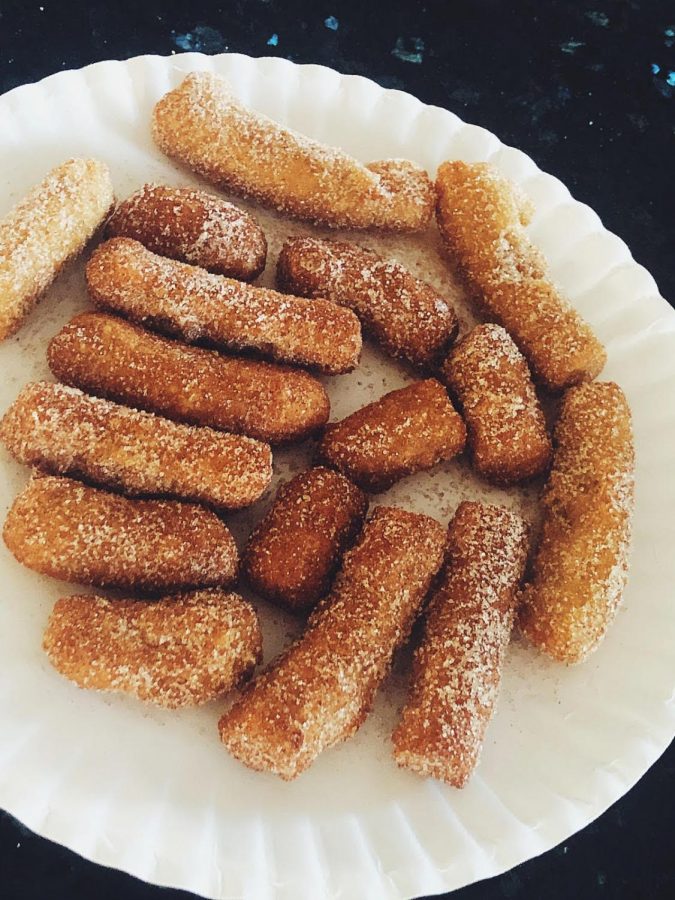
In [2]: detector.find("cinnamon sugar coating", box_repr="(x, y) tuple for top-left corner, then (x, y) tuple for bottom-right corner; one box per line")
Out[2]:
(244, 467), (367, 612)
(0, 158), (114, 340)
(107, 183), (267, 280)
(48, 312), (329, 445)
(435, 161), (606, 392)
(317, 379), (466, 492)
(441, 323), (552, 484)
(393, 501), (529, 787)
(219, 506), (447, 779)
(44, 590), (262, 708)
(86, 238), (361, 374)
(3, 475), (239, 592)
(519, 382), (634, 663)
(277, 237), (458, 370)
(0, 381), (272, 510)
(152, 73), (434, 232)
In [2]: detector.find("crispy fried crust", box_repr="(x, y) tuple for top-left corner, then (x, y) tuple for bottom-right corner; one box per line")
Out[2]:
(435, 161), (606, 392)
(47, 312), (329, 444)
(441, 324), (552, 484)
(393, 502), (529, 787)
(317, 379), (466, 492)
(219, 506), (447, 779)
(277, 237), (459, 370)
(43, 590), (262, 708)
(0, 158), (114, 340)
(107, 183), (267, 280)
(0, 381), (272, 509)
(519, 382), (634, 663)
(86, 237), (361, 374)
(152, 73), (434, 232)
(244, 467), (367, 612)
(3, 475), (239, 592)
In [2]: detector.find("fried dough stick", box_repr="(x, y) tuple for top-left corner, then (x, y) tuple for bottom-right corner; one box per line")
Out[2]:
(441, 323), (551, 484)
(0, 381), (272, 510)
(317, 379), (466, 492)
(0, 158), (114, 339)
(435, 161), (606, 392)
(3, 475), (239, 592)
(44, 590), (262, 708)
(107, 183), (267, 280)
(244, 467), (367, 612)
(219, 506), (447, 779)
(47, 312), (330, 444)
(277, 237), (459, 370)
(393, 501), (529, 787)
(519, 382), (634, 663)
(86, 237), (361, 374)
(152, 73), (434, 232)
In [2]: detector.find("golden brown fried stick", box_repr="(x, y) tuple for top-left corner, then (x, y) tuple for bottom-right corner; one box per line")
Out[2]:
(519, 382), (634, 663)
(244, 467), (367, 612)
(393, 501), (529, 787)
(317, 379), (466, 492)
(441, 323), (552, 484)
(0, 158), (114, 340)
(3, 475), (239, 592)
(0, 381), (272, 510)
(43, 590), (262, 708)
(435, 161), (606, 392)
(86, 237), (361, 374)
(152, 73), (434, 232)
(277, 237), (459, 370)
(107, 183), (267, 280)
(47, 312), (329, 444)
(219, 506), (447, 779)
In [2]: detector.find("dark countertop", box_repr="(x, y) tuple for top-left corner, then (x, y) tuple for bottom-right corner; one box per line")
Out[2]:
(0, 1), (673, 898)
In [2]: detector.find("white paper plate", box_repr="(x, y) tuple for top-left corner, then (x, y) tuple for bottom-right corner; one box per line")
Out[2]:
(1, 53), (674, 900)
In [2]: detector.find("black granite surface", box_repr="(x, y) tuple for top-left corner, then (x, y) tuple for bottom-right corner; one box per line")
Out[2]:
(0, 1), (673, 898)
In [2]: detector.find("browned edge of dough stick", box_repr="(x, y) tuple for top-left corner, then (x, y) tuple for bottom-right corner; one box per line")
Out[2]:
(317, 378), (466, 492)
(441, 323), (552, 484)
(435, 161), (606, 392)
(47, 312), (330, 445)
(393, 501), (529, 787)
(2, 475), (239, 592)
(277, 237), (459, 371)
(107, 183), (267, 280)
(0, 381), (272, 510)
(0, 158), (114, 340)
(86, 237), (362, 374)
(519, 381), (634, 664)
(243, 467), (368, 612)
(219, 505), (448, 779)
(152, 72), (434, 232)
(43, 590), (262, 708)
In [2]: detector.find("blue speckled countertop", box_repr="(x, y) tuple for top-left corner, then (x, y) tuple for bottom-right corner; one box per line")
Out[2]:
(0, 1), (673, 898)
